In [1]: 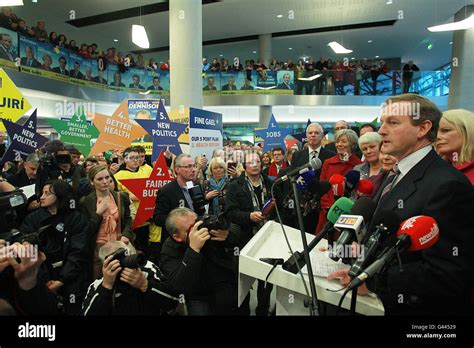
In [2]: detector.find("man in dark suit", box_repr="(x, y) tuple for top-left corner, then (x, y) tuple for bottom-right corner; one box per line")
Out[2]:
(285, 123), (335, 232)
(276, 73), (294, 90)
(147, 76), (163, 91)
(203, 76), (217, 91)
(333, 94), (474, 315)
(52, 56), (69, 75)
(20, 46), (39, 67)
(153, 154), (200, 249)
(92, 70), (108, 85)
(0, 33), (16, 61)
(129, 74), (144, 89)
(221, 77), (237, 91)
(69, 61), (83, 79)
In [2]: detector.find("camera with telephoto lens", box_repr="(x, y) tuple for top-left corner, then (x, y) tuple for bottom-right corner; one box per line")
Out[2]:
(199, 212), (229, 231)
(188, 185), (207, 216)
(39, 152), (71, 169)
(107, 248), (147, 269)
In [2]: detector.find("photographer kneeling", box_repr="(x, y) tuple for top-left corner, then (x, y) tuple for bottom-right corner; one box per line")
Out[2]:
(81, 241), (179, 315)
(160, 207), (240, 315)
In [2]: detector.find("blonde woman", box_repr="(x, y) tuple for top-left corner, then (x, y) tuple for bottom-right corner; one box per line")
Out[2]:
(203, 157), (230, 215)
(80, 165), (133, 279)
(437, 109), (474, 184)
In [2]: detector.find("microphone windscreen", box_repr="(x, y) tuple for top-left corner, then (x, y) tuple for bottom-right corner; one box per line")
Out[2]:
(397, 216), (439, 251)
(318, 180), (332, 196)
(372, 209), (400, 235)
(350, 196), (376, 222)
(356, 179), (374, 197)
(329, 174), (345, 197)
(345, 170), (361, 190)
(309, 157), (322, 171)
(296, 170), (315, 192)
(327, 197), (354, 224)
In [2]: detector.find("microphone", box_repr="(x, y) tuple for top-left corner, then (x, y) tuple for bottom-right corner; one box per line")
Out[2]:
(329, 197), (376, 261)
(355, 179), (374, 198)
(282, 197), (354, 274)
(348, 210), (400, 278)
(347, 215), (439, 290)
(262, 198), (276, 217)
(274, 158), (322, 185)
(344, 170), (360, 196)
(329, 174), (345, 198)
(296, 170), (315, 192)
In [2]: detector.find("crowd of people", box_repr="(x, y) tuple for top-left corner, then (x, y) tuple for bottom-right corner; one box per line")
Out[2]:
(1, 6), (422, 96)
(1, 95), (473, 317)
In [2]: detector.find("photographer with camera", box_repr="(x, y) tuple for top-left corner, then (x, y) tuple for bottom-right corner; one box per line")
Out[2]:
(81, 241), (179, 315)
(19, 180), (90, 315)
(153, 153), (205, 254)
(36, 140), (82, 192)
(160, 207), (240, 315)
(225, 151), (278, 316)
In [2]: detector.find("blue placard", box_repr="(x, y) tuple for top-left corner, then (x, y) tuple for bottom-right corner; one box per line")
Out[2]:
(190, 107), (223, 131)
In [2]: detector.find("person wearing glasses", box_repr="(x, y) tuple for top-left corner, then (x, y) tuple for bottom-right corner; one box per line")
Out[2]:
(153, 154), (204, 254)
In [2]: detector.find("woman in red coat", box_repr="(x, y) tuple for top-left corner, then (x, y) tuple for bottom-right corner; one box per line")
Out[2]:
(315, 129), (362, 234)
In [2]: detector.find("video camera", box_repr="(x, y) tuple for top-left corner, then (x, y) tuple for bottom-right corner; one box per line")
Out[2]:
(107, 248), (147, 269)
(38, 152), (71, 170)
(0, 189), (27, 231)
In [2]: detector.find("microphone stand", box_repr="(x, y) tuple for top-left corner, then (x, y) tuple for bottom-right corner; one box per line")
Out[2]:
(289, 175), (319, 316)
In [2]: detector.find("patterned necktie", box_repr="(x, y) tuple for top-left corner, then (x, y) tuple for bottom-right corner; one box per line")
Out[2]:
(378, 164), (400, 204)
(310, 150), (317, 161)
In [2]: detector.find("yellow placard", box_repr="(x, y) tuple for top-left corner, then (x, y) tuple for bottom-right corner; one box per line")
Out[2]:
(168, 108), (190, 144)
(0, 68), (32, 131)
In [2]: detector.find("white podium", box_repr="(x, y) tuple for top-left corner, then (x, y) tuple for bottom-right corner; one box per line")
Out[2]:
(238, 221), (385, 316)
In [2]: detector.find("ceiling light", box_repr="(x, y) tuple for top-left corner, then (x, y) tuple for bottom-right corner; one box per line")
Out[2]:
(288, 47), (293, 50)
(427, 43), (433, 50)
(277, 14), (283, 18)
(449, 41), (453, 45)
(113, 39), (118, 42)
(428, 14), (474, 32)
(328, 41), (353, 54)
(351, 57), (355, 60)
(132, 24), (149, 49)
(367, 40), (373, 43)
(0, 0), (24, 5)
(375, 55), (380, 58)
(252, 51), (256, 54)
(219, 54), (223, 57)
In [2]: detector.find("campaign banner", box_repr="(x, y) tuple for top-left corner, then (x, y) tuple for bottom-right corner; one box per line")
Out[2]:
(108, 64), (127, 91)
(276, 70), (295, 91)
(81, 58), (102, 88)
(0, 28), (18, 69)
(18, 35), (39, 76)
(189, 107), (223, 159)
(36, 41), (57, 79)
(220, 72), (239, 94)
(145, 70), (170, 95)
(68, 51), (87, 81)
(257, 69), (277, 89)
(123, 67), (147, 91)
(0, 67), (32, 131)
(202, 72), (221, 94)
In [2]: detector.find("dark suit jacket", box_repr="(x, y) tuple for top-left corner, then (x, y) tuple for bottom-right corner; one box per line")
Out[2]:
(222, 84), (237, 91)
(0, 45), (16, 61)
(20, 57), (39, 67)
(147, 85), (163, 91)
(153, 180), (191, 242)
(79, 190), (133, 241)
(129, 83), (144, 89)
(93, 77), (108, 84)
(52, 66), (69, 75)
(290, 146), (336, 179)
(70, 70), (84, 79)
(203, 85), (217, 91)
(367, 149), (474, 315)
(277, 82), (294, 90)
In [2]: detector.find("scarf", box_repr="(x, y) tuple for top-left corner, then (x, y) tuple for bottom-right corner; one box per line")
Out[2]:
(97, 192), (119, 242)
(209, 177), (226, 214)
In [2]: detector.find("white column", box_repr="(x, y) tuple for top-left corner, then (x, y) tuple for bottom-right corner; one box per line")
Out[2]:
(259, 105), (272, 128)
(258, 33), (272, 67)
(169, 0), (203, 112)
(448, 5), (474, 110)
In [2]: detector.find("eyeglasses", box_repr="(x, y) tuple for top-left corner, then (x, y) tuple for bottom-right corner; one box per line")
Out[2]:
(177, 164), (197, 169)
(126, 156), (140, 161)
